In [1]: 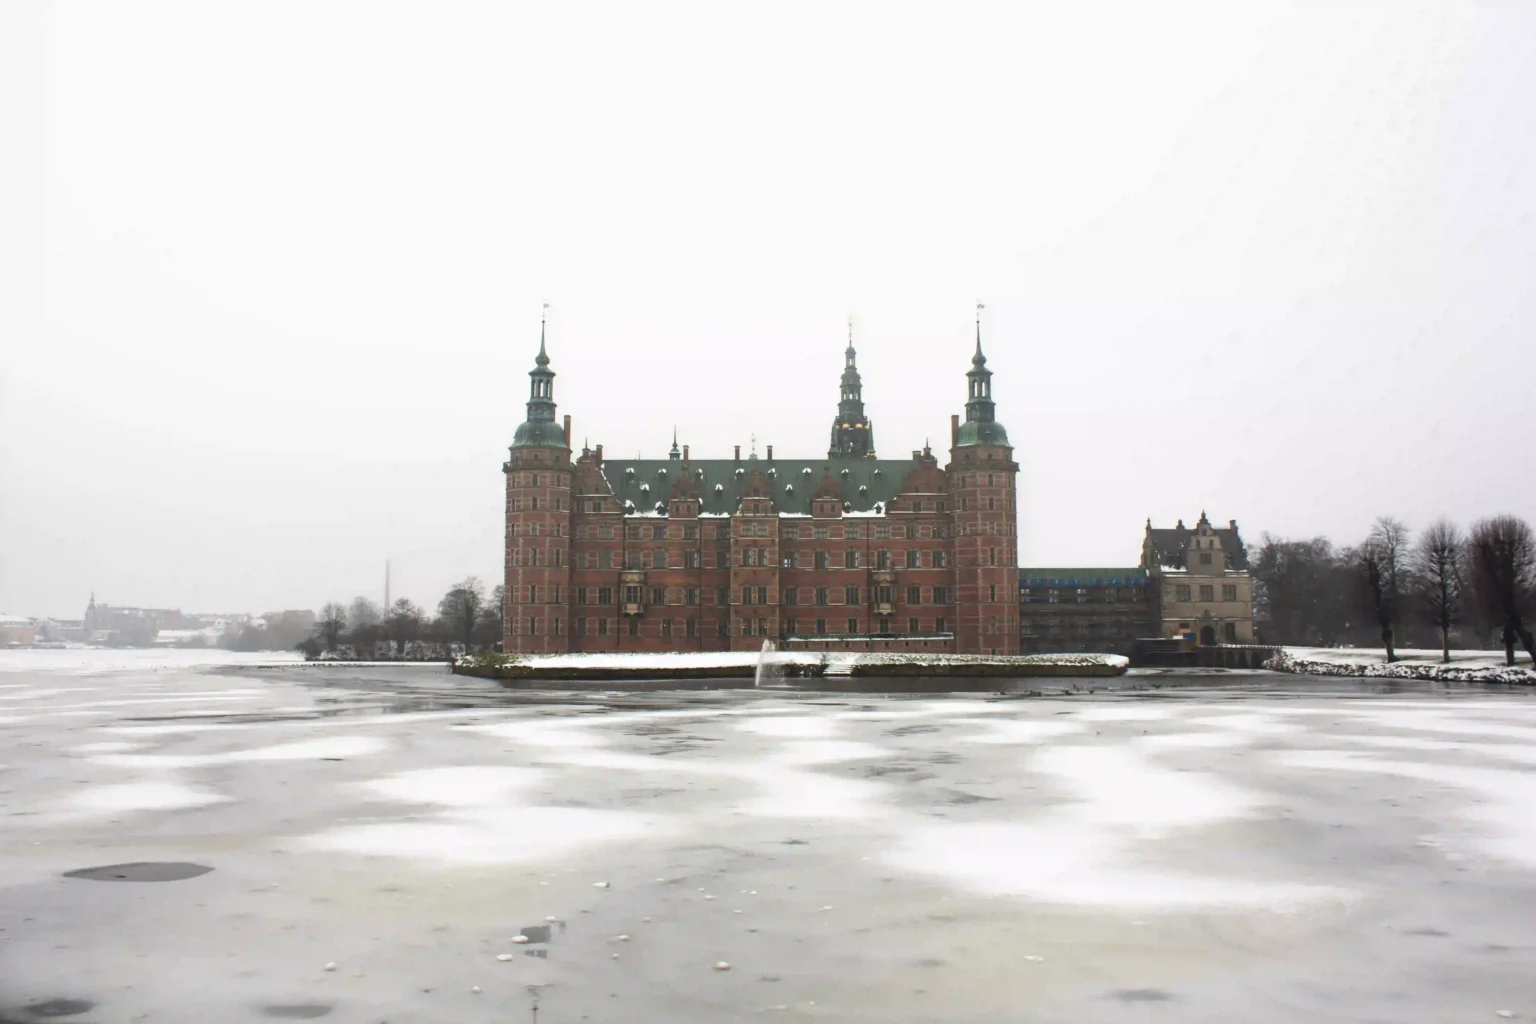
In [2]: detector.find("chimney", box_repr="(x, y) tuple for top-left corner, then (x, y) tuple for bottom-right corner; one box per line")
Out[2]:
(563, 415), (571, 447)
(950, 414), (960, 448)
(683, 444), (690, 461)
(1229, 519), (1238, 530)
(912, 450), (921, 460)
(766, 445), (773, 461)
(595, 444), (603, 465)
(734, 445), (741, 462)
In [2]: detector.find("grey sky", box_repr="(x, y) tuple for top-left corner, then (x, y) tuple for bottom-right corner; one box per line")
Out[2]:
(4, 2), (1534, 618)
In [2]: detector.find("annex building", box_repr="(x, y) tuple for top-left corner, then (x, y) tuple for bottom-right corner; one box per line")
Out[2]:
(502, 316), (1019, 655)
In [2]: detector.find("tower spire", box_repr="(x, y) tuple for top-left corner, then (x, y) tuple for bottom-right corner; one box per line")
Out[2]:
(669, 426), (681, 460)
(828, 315), (876, 458)
(511, 305), (566, 449)
(955, 301), (1009, 447)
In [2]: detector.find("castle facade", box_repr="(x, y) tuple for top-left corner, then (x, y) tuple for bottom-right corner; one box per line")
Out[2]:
(502, 316), (1019, 655)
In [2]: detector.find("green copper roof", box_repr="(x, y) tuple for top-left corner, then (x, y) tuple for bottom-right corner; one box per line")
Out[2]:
(955, 420), (1010, 447)
(600, 456), (923, 516)
(513, 420), (568, 448)
(1021, 568), (1148, 587)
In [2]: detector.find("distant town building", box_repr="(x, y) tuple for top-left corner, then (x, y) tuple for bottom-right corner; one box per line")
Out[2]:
(1, 615), (40, 647)
(1141, 514), (1255, 644)
(502, 312), (1020, 655)
(1017, 569), (1158, 656)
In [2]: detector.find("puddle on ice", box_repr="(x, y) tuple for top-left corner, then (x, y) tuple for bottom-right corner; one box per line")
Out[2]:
(70, 781), (228, 813)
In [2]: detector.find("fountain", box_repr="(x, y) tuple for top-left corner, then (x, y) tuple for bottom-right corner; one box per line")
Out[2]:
(755, 639), (783, 688)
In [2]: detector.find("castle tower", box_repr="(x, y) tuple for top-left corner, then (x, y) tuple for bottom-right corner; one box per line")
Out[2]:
(503, 311), (574, 653)
(827, 319), (876, 458)
(946, 306), (1019, 655)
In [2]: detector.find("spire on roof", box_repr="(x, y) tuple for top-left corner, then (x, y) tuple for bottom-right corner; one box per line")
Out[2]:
(669, 427), (681, 460)
(829, 315), (876, 458)
(511, 304), (565, 449)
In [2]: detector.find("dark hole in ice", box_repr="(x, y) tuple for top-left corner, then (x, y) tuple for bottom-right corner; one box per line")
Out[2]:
(916, 958), (945, 968)
(261, 1004), (332, 1019)
(1111, 989), (1174, 1002)
(22, 999), (97, 1017)
(63, 862), (212, 882)
(525, 948), (548, 959)
(521, 924), (552, 943)
(1405, 928), (1449, 937)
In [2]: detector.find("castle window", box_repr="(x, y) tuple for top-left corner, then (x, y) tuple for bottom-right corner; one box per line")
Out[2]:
(815, 587), (829, 606)
(653, 548), (667, 568)
(627, 525), (642, 541)
(598, 587), (613, 605)
(987, 473), (994, 486)
(528, 617), (537, 635)
(718, 618), (729, 637)
(989, 548), (996, 566)
(1200, 585), (1215, 602)
(876, 549), (891, 570)
(785, 618), (797, 635)
(661, 618), (672, 638)
(651, 587), (665, 605)
(934, 586), (951, 604)
(686, 587), (699, 605)
(628, 617), (640, 636)
(683, 524), (698, 540)
(906, 549), (920, 568)
(626, 551), (642, 569)
(1224, 622), (1237, 642)
(532, 474), (540, 486)
(813, 525), (829, 540)
(816, 618), (827, 635)
(598, 617), (609, 635)
(908, 617), (919, 633)
(715, 586), (727, 606)
(846, 585), (860, 605)
(683, 550), (700, 569)
(847, 618), (858, 633)
(1223, 584), (1237, 601)
(1176, 585), (1192, 601)
(935, 616), (947, 632)
(576, 617), (586, 635)
(989, 584), (997, 603)
(1200, 552), (1213, 565)
(934, 549), (949, 568)
(577, 587), (589, 605)
(907, 585), (921, 604)
(987, 497), (995, 511)
(686, 618), (698, 637)
(815, 550), (829, 570)
(553, 618), (562, 635)
(784, 587), (798, 606)
(742, 585), (753, 605)
(845, 549), (859, 569)
(875, 525), (891, 540)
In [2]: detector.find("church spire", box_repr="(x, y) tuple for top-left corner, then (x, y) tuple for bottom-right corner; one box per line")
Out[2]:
(669, 426), (681, 460)
(828, 315), (876, 458)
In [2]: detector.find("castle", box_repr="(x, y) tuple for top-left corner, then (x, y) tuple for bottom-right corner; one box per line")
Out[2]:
(502, 313), (1019, 655)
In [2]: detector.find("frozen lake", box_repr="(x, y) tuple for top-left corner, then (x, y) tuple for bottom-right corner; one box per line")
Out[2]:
(2, 650), (1534, 1022)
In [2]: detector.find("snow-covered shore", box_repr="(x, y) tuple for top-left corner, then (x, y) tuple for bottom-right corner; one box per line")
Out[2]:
(456, 649), (1129, 681)
(1269, 647), (1536, 684)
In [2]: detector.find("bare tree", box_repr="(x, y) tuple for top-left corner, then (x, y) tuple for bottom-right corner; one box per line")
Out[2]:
(1356, 517), (1411, 662)
(315, 602), (348, 652)
(348, 596), (381, 631)
(438, 577), (487, 653)
(1411, 519), (1465, 663)
(385, 598), (424, 657)
(1468, 516), (1536, 667)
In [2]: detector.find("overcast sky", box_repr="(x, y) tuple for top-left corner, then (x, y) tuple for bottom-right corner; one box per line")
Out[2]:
(3, 1), (1534, 619)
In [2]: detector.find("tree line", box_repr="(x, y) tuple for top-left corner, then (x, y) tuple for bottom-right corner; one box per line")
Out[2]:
(298, 577), (502, 659)
(1253, 515), (1536, 666)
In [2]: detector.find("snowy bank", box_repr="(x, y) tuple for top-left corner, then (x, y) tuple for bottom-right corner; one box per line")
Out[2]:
(455, 650), (1128, 682)
(1267, 648), (1536, 685)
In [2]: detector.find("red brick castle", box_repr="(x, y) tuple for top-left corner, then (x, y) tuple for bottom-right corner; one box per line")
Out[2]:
(503, 311), (1019, 655)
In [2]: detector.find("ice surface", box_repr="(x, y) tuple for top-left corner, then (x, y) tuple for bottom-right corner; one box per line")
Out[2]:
(91, 735), (388, 769)
(70, 781), (228, 813)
